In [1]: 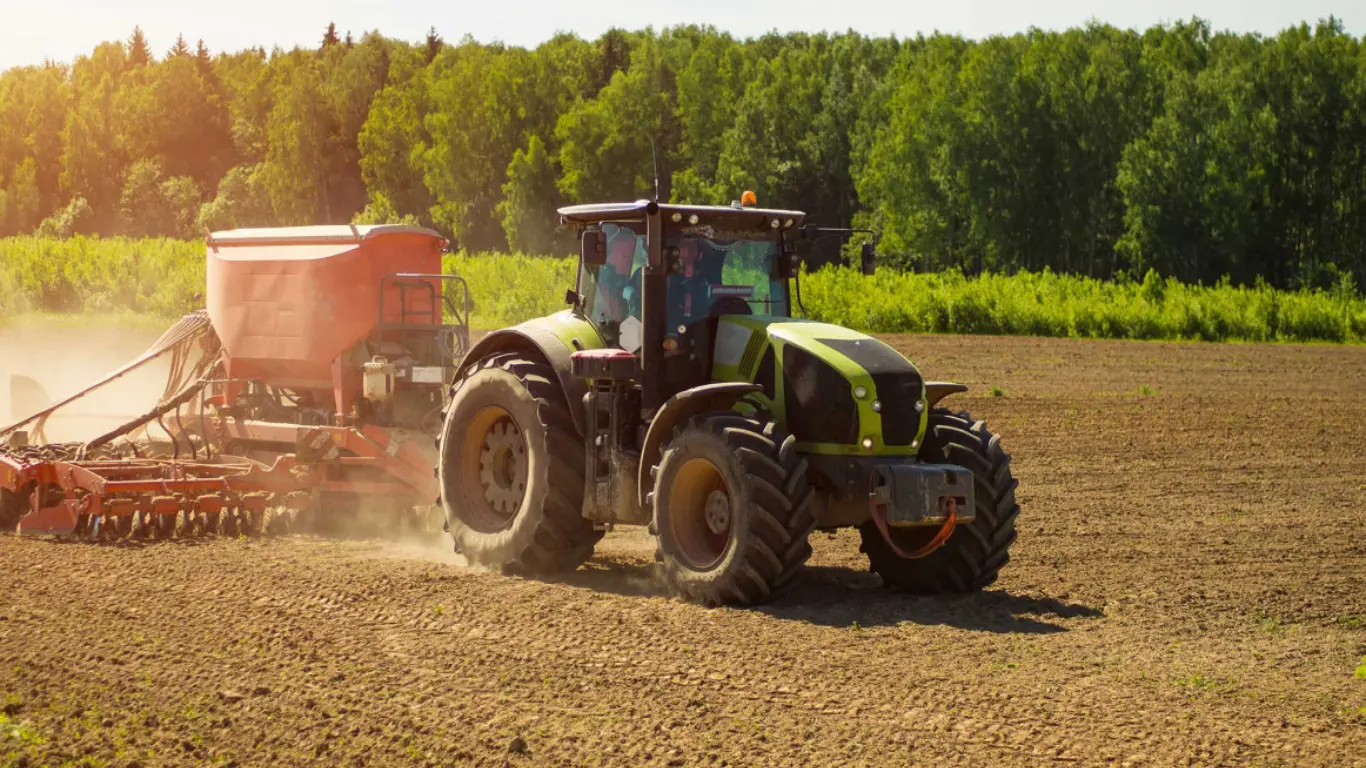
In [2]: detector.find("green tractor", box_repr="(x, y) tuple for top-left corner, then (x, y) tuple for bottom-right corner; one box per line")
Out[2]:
(437, 198), (1020, 605)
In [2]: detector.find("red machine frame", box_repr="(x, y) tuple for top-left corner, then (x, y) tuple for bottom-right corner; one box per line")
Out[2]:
(1, 225), (459, 535)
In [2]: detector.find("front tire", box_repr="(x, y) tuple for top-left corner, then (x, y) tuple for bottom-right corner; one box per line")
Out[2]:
(651, 412), (815, 606)
(860, 407), (1020, 593)
(438, 354), (601, 573)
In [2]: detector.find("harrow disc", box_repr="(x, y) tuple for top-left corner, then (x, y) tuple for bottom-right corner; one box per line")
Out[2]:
(129, 511), (149, 540)
(174, 510), (194, 538)
(241, 508), (264, 537)
(263, 507), (293, 536)
(218, 510), (239, 537)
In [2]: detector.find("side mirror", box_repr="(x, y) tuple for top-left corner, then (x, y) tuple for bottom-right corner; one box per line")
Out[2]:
(860, 242), (877, 276)
(581, 229), (606, 267)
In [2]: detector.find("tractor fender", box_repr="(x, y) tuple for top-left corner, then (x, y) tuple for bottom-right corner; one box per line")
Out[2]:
(458, 326), (589, 436)
(637, 382), (762, 509)
(924, 381), (969, 408)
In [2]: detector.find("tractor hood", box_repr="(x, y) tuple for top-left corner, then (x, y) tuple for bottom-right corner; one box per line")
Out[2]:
(711, 316), (928, 456)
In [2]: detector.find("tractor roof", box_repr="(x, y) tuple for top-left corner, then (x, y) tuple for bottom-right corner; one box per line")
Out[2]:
(558, 200), (806, 232)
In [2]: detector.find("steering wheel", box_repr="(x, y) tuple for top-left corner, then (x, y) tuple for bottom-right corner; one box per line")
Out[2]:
(711, 296), (753, 317)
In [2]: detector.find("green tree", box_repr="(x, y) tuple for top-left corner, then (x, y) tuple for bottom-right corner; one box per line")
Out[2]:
(168, 35), (191, 59)
(1117, 34), (1276, 284)
(117, 158), (200, 236)
(1, 157), (41, 234)
(60, 42), (128, 231)
(114, 53), (233, 188)
(424, 27), (443, 63)
(196, 162), (275, 231)
(195, 40), (214, 78)
(672, 30), (749, 203)
(420, 41), (541, 248)
(35, 196), (93, 237)
(556, 32), (678, 204)
(854, 35), (971, 269)
(260, 54), (331, 223)
(499, 135), (567, 253)
(214, 47), (273, 162)
(318, 32), (392, 220)
(0, 63), (69, 224)
(357, 44), (434, 223)
(128, 27), (152, 68)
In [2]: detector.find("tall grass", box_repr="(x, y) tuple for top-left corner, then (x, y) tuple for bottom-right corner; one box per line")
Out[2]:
(0, 236), (203, 317)
(4, 237), (1365, 343)
(442, 251), (576, 328)
(802, 267), (1366, 343)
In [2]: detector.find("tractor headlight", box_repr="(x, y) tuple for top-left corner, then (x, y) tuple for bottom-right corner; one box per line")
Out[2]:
(915, 399), (925, 412)
(687, 214), (699, 225)
(671, 212), (682, 223)
(871, 400), (882, 413)
(853, 385), (868, 399)
(861, 437), (874, 450)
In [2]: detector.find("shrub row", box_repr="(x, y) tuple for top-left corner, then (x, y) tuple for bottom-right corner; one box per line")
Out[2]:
(3, 237), (1364, 343)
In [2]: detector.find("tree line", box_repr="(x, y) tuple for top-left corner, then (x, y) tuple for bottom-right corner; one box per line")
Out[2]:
(1, 18), (1363, 289)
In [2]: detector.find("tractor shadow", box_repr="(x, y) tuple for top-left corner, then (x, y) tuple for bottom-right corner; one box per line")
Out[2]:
(758, 565), (1102, 634)
(559, 556), (1101, 634)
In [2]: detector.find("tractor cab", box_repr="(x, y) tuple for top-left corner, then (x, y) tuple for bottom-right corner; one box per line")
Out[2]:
(560, 199), (805, 409)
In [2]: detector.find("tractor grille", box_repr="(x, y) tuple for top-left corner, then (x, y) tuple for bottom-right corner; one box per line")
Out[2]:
(817, 337), (925, 447)
(738, 331), (766, 378)
(782, 346), (858, 445)
(870, 372), (924, 445)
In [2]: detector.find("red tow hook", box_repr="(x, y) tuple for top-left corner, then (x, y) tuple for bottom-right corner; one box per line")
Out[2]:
(869, 471), (959, 559)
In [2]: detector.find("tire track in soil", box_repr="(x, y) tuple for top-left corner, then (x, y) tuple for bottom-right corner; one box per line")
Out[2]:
(2, 334), (1365, 767)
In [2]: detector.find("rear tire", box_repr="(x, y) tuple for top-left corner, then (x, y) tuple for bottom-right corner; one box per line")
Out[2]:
(438, 354), (601, 574)
(860, 407), (1020, 593)
(651, 413), (815, 606)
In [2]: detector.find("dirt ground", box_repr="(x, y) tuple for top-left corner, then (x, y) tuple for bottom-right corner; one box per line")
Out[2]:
(2, 332), (1365, 767)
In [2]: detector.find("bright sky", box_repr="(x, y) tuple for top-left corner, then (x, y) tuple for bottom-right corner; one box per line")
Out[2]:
(1, 0), (1361, 70)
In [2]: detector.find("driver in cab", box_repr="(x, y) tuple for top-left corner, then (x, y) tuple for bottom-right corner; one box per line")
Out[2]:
(668, 239), (711, 333)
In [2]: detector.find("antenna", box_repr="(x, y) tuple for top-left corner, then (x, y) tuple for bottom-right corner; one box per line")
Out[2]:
(650, 136), (660, 202)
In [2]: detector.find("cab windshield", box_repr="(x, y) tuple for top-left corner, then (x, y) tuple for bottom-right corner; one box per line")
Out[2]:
(579, 223), (789, 350)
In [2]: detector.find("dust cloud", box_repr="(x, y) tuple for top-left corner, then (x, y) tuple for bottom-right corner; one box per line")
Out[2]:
(0, 320), (170, 441)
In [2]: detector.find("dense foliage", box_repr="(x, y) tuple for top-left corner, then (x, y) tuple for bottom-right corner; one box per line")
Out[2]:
(2, 19), (1365, 290)
(3, 237), (1363, 342)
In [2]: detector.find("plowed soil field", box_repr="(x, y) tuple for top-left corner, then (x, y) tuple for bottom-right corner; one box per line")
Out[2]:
(3, 333), (1365, 767)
